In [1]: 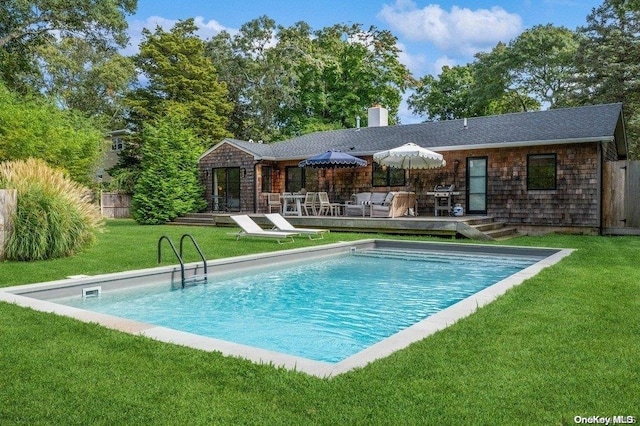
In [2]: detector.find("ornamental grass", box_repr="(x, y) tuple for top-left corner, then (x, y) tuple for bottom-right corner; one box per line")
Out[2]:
(0, 158), (103, 261)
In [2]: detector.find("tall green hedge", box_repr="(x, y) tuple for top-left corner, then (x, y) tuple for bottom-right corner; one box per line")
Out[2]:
(0, 159), (103, 261)
(131, 112), (207, 225)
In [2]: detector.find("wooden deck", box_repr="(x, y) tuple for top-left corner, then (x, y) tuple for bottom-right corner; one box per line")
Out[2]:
(171, 213), (518, 240)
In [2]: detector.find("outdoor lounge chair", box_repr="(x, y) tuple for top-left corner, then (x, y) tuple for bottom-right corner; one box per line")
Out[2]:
(264, 213), (329, 239)
(230, 215), (299, 243)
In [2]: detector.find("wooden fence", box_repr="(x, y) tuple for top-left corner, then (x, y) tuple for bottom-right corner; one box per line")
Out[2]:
(603, 160), (640, 234)
(0, 189), (17, 259)
(100, 192), (132, 218)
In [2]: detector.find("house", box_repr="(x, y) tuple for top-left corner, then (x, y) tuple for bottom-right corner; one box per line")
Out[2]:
(96, 129), (132, 183)
(198, 103), (630, 235)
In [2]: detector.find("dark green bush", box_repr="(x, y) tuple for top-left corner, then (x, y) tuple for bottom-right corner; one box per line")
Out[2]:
(131, 112), (207, 225)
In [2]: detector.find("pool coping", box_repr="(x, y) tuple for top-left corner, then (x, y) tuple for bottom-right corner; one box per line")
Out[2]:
(0, 239), (573, 378)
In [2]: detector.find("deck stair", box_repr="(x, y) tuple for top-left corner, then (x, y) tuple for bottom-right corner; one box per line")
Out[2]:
(464, 217), (518, 240)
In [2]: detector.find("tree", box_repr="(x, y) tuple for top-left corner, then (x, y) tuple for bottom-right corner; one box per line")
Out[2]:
(408, 65), (476, 121)
(0, 0), (136, 94)
(408, 49), (539, 121)
(207, 16), (290, 142)
(402, 25), (577, 122)
(38, 37), (136, 128)
(0, 82), (104, 185)
(471, 31), (569, 114)
(131, 110), (207, 225)
(206, 18), (413, 141)
(301, 23), (413, 130)
(506, 25), (579, 108)
(573, 0), (640, 158)
(112, 19), (232, 191)
(126, 19), (231, 143)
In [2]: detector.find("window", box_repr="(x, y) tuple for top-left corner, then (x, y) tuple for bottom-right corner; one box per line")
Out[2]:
(527, 154), (557, 190)
(372, 162), (405, 187)
(111, 137), (124, 151)
(285, 166), (304, 193)
(261, 166), (272, 192)
(285, 167), (318, 192)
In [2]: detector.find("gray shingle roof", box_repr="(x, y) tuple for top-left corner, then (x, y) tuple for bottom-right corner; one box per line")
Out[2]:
(213, 103), (624, 160)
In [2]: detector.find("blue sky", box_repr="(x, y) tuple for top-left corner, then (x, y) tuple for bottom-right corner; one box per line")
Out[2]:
(126, 0), (603, 122)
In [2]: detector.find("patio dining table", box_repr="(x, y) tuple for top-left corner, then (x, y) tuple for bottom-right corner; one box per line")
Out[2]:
(281, 193), (306, 216)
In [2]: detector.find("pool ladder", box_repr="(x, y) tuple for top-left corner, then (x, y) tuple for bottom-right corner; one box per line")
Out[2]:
(157, 234), (208, 288)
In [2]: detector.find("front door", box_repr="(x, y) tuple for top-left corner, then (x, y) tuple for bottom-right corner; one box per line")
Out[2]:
(466, 157), (487, 214)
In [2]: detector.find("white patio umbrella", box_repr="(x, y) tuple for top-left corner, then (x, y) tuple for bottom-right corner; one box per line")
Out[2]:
(373, 143), (446, 170)
(373, 143), (446, 216)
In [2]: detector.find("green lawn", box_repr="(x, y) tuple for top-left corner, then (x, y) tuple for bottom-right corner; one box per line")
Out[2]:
(1, 220), (638, 424)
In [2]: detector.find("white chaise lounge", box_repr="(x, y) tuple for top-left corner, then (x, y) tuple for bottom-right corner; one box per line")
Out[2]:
(231, 215), (299, 243)
(265, 213), (329, 239)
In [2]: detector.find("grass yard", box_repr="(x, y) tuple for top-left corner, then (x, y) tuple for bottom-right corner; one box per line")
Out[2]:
(1, 220), (639, 424)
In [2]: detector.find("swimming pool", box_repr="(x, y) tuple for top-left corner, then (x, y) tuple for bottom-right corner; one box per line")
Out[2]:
(0, 240), (572, 377)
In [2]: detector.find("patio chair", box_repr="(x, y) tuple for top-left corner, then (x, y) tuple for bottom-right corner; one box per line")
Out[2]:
(267, 193), (282, 213)
(230, 215), (299, 243)
(265, 213), (329, 239)
(302, 192), (317, 215)
(316, 192), (332, 216)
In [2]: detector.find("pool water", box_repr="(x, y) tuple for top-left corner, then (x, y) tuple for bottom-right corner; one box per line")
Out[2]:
(55, 249), (539, 363)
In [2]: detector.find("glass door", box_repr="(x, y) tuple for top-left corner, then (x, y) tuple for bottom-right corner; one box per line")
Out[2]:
(466, 157), (487, 214)
(212, 167), (241, 212)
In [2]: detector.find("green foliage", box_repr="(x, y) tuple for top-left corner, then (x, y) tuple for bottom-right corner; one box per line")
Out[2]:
(117, 19), (232, 188)
(207, 17), (413, 141)
(126, 19), (231, 144)
(573, 0), (640, 158)
(408, 41), (543, 121)
(38, 37), (136, 127)
(0, 158), (103, 261)
(504, 24), (579, 108)
(0, 82), (104, 185)
(131, 111), (207, 225)
(0, 0), (137, 95)
(408, 65), (477, 121)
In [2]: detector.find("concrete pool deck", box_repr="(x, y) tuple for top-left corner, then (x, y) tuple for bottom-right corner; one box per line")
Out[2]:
(0, 240), (573, 378)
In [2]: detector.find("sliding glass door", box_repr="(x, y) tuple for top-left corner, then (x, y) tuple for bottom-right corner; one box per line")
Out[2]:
(212, 167), (241, 212)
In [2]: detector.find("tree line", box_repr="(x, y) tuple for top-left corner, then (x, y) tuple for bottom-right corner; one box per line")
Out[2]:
(1, 0), (639, 222)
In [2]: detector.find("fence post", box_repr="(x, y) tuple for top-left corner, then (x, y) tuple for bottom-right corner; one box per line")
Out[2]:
(0, 189), (17, 260)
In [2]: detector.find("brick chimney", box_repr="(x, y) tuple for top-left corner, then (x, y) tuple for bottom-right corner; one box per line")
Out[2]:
(368, 104), (388, 127)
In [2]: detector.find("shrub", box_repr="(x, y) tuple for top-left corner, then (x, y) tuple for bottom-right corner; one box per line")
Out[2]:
(131, 112), (207, 225)
(0, 159), (104, 261)
(0, 82), (104, 185)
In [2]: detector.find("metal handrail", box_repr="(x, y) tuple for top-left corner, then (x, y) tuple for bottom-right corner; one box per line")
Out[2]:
(157, 235), (186, 287)
(179, 234), (208, 278)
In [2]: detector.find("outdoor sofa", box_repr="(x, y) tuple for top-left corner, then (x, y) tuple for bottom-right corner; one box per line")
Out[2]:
(344, 191), (416, 218)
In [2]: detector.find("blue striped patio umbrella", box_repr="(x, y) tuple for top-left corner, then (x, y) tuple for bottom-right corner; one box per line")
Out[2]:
(298, 150), (367, 168)
(299, 150), (367, 197)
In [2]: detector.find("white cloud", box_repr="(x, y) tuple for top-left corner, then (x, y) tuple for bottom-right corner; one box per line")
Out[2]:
(378, 0), (522, 56)
(396, 41), (428, 75)
(433, 55), (457, 75)
(123, 16), (236, 55)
